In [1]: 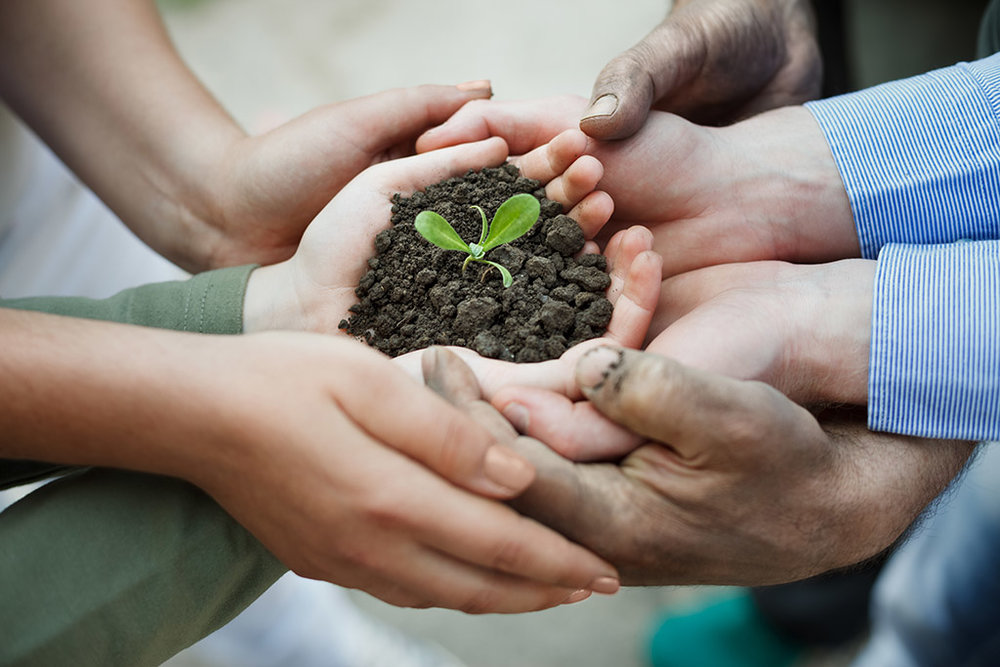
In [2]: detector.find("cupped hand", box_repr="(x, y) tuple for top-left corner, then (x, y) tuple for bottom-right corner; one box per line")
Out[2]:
(581, 0), (822, 138)
(183, 332), (619, 613)
(426, 346), (974, 586)
(493, 259), (876, 461)
(419, 99), (858, 276)
(244, 128), (615, 334)
(193, 83), (493, 270)
(393, 224), (663, 400)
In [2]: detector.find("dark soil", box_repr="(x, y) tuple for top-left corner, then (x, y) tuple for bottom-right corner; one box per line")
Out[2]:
(340, 163), (613, 362)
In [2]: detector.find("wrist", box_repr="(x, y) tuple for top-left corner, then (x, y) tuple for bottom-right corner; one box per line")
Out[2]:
(719, 106), (859, 263)
(791, 259), (874, 405)
(242, 262), (308, 333)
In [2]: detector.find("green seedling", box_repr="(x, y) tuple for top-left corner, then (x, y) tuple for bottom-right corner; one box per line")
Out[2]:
(414, 193), (540, 288)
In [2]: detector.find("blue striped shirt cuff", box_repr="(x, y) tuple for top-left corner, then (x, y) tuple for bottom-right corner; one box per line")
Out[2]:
(805, 54), (1000, 259)
(870, 241), (1000, 440)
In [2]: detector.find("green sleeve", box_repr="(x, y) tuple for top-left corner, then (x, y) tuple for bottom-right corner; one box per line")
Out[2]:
(0, 264), (256, 334)
(0, 469), (286, 666)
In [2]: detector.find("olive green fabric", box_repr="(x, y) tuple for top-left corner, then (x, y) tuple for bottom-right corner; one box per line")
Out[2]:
(0, 263), (254, 335)
(0, 265), (287, 666)
(979, 0), (1000, 57)
(0, 469), (284, 667)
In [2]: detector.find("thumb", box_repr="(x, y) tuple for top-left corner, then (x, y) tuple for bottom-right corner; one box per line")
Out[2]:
(580, 22), (699, 140)
(574, 346), (795, 460)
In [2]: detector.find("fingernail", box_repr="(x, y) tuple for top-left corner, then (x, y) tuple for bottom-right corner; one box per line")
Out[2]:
(501, 402), (530, 433)
(457, 79), (492, 95)
(563, 589), (592, 605)
(588, 576), (621, 595)
(582, 94), (618, 120)
(576, 346), (624, 390)
(484, 445), (534, 493)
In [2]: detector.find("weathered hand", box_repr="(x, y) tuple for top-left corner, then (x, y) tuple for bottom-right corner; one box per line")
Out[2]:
(198, 84), (494, 269)
(419, 99), (858, 276)
(493, 259), (876, 461)
(243, 129), (611, 334)
(581, 0), (822, 137)
(425, 345), (974, 586)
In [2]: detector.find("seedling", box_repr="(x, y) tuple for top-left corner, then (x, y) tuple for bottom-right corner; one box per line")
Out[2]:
(414, 193), (540, 288)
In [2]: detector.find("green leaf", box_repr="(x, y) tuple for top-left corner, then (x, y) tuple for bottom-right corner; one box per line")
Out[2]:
(481, 193), (541, 252)
(477, 259), (514, 288)
(471, 205), (489, 246)
(414, 211), (471, 253)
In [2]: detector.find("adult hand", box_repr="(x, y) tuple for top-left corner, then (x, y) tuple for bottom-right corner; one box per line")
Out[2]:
(189, 333), (620, 611)
(243, 129), (616, 335)
(420, 99), (858, 276)
(392, 224), (663, 399)
(425, 345), (974, 586)
(0, 309), (619, 612)
(493, 259), (876, 461)
(200, 83), (496, 270)
(581, 0), (822, 137)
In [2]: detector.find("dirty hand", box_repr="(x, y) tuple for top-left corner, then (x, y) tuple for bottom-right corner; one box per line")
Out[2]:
(429, 345), (974, 585)
(582, 0), (821, 137)
(419, 100), (858, 277)
(243, 128), (611, 334)
(185, 332), (620, 611)
(493, 259), (875, 460)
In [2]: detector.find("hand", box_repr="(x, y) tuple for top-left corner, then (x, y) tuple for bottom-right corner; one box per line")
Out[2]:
(581, 0), (822, 137)
(178, 332), (620, 612)
(244, 128), (616, 335)
(196, 84), (496, 270)
(392, 224), (663, 399)
(425, 345), (974, 585)
(646, 259), (875, 406)
(493, 259), (876, 461)
(419, 99), (858, 276)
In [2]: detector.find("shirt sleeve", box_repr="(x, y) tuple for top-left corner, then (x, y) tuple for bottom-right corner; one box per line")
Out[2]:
(0, 264), (256, 335)
(870, 241), (1000, 441)
(805, 53), (1000, 259)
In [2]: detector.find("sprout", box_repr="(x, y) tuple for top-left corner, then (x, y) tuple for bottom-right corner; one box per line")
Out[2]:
(414, 193), (541, 288)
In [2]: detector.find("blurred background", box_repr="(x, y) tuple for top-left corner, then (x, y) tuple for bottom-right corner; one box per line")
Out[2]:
(151, 1), (990, 666)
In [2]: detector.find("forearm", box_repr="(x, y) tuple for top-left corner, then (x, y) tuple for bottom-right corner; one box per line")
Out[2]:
(0, 309), (237, 483)
(0, 0), (244, 271)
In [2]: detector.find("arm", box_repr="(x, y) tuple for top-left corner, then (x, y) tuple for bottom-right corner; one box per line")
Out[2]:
(0, 0), (491, 271)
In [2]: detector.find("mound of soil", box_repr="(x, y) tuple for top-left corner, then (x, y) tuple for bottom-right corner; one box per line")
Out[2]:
(340, 163), (613, 362)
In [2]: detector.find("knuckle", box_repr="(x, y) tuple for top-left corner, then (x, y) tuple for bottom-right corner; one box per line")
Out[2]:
(432, 419), (479, 482)
(489, 534), (531, 574)
(458, 585), (502, 614)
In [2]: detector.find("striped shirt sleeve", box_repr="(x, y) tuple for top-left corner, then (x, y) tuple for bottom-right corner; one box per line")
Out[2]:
(870, 241), (1000, 440)
(805, 54), (1000, 259)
